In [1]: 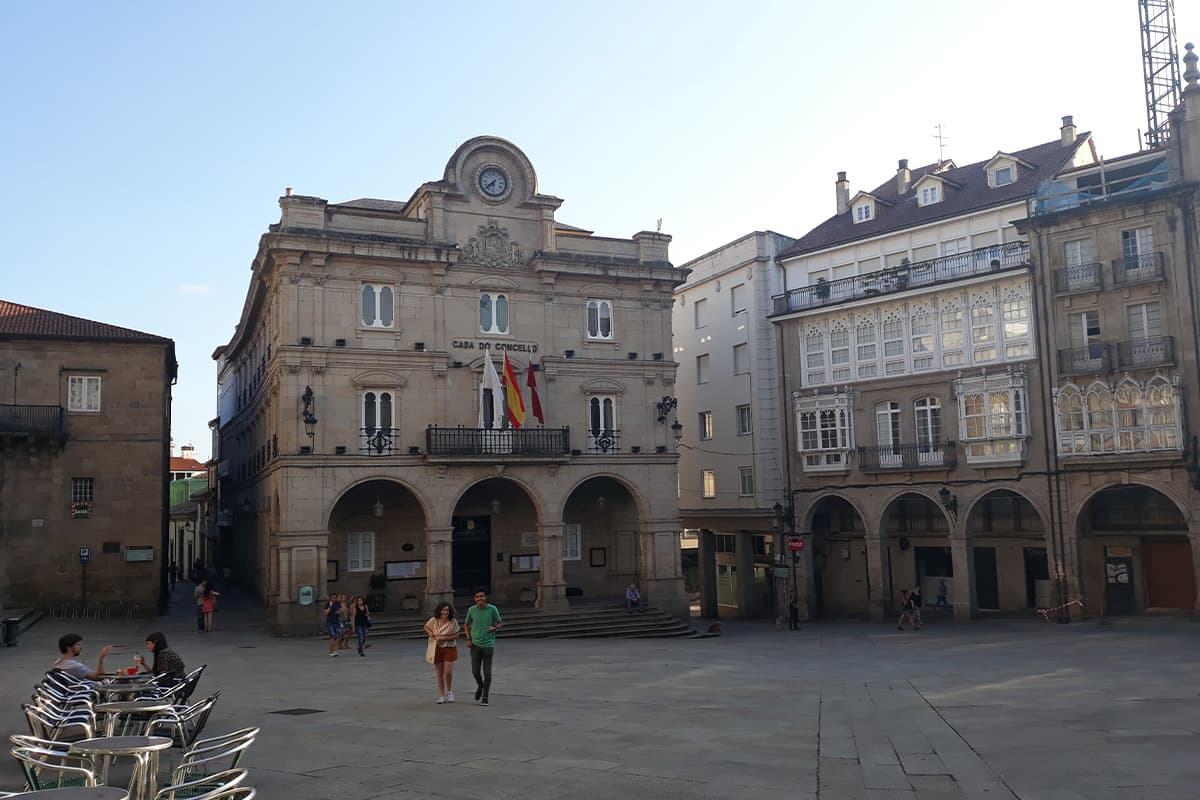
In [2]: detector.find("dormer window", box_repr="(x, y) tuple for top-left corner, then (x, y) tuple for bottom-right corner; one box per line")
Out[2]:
(919, 185), (940, 206)
(993, 165), (1014, 186)
(854, 203), (873, 223)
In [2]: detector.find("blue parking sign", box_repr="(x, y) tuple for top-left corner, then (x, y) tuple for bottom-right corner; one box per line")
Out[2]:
(79, 546), (91, 564)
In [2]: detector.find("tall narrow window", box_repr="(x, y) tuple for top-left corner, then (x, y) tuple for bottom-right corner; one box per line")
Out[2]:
(876, 401), (902, 468)
(1121, 226), (1154, 265)
(733, 343), (749, 375)
(1003, 294), (1030, 358)
(67, 376), (102, 412)
(1127, 302), (1161, 340)
(730, 284), (747, 315)
(698, 411), (713, 441)
(914, 397), (944, 465)
(347, 531), (375, 572)
(911, 311), (933, 371)
(701, 469), (716, 499)
(361, 284), (395, 328)
(736, 404), (752, 435)
(971, 300), (997, 362)
(586, 299), (613, 340)
(696, 354), (710, 384)
(830, 324), (850, 382)
(941, 303), (963, 367)
(882, 314), (905, 375)
(738, 466), (755, 496)
(805, 328), (826, 384)
(587, 395), (617, 453)
(856, 319), (877, 378)
(694, 298), (708, 329)
(480, 292), (510, 334)
(362, 391), (394, 434)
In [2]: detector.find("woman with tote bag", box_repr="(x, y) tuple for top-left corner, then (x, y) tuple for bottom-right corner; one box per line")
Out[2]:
(423, 602), (461, 704)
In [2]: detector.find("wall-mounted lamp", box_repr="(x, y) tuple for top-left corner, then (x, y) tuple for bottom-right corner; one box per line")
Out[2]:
(301, 385), (318, 442)
(670, 420), (683, 442)
(490, 498), (502, 515)
(373, 496), (385, 518)
(595, 495), (607, 511)
(655, 395), (678, 423)
(938, 487), (958, 517)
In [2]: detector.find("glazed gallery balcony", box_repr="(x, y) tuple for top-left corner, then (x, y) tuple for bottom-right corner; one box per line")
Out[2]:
(0, 403), (67, 449)
(771, 241), (1031, 315)
(424, 426), (571, 459)
(857, 441), (956, 471)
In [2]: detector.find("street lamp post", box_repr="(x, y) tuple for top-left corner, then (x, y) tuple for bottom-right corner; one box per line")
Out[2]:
(774, 501), (798, 625)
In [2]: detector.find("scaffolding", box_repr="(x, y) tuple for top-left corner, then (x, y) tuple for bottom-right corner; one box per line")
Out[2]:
(1140, 0), (1182, 148)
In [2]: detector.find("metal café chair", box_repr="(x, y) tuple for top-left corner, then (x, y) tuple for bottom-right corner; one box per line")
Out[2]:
(145, 693), (220, 750)
(171, 729), (257, 787)
(22, 703), (96, 742)
(10, 744), (102, 790)
(153, 767), (247, 800)
(9, 733), (72, 753)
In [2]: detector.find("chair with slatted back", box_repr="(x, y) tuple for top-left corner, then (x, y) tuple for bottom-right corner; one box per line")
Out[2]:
(152, 767), (247, 800)
(146, 692), (221, 751)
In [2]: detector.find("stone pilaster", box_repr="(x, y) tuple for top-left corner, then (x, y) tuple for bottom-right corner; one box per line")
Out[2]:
(269, 531), (328, 633)
(639, 523), (687, 619)
(424, 526), (454, 609)
(865, 534), (888, 621)
(949, 536), (976, 621)
(537, 522), (568, 611)
(1189, 530), (1200, 615)
(698, 530), (718, 619)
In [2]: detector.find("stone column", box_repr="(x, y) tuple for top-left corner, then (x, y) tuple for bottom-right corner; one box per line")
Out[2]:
(537, 522), (568, 612)
(797, 534), (816, 622)
(639, 523), (688, 619)
(424, 526), (454, 610)
(735, 532), (755, 617)
(698, 529), (718, 619)
(865, 534), (888, 621)
(949, 536), (976, 621)
(270, 533), (327, 633)
(1189, 529), (1200, 615)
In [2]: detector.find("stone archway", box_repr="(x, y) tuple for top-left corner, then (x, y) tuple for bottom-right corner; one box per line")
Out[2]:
(963, 489), (1048, 612)
(1075, 484), (1196, 615)
(804, 494), (870, 619)
(449, 477), (542, 608)
(561, 476), (640, 603)
(327, 479), (429, 613)
(877, 491), (955, 619)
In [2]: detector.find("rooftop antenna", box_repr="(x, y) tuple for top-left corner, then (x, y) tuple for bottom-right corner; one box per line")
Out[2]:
(1139, 0), (1181, 148)
(656, 218), (662, 232)
(932, 124), (950, 163)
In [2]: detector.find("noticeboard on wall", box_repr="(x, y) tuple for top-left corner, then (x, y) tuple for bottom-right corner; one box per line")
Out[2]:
(125, 546), (155, 563)
(510, 554), (540, 574)
(385, 560), (426, 580)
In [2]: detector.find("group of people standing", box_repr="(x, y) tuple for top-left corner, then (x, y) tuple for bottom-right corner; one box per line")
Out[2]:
(325, 593), (372, 656)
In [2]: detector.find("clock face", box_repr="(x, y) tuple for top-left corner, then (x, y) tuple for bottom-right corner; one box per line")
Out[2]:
(478, 166), (509, 199)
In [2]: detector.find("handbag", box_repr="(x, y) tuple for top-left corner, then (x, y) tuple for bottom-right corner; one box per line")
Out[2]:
(425, 636), (437, 664)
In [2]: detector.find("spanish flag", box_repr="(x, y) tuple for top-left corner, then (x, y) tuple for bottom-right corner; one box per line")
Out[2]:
(502, 353), (526, 428)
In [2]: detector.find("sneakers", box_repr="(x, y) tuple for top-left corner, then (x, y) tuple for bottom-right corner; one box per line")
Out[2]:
(436, 695), (446, 704)
(329, 652), (338, 657)
(475, 687), (483, 701)
(480, 697), (489, 707)
(446, 691), (455, 703)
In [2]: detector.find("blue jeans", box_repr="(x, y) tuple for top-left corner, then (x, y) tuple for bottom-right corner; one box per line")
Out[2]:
(626, 597), (642, 613)
(355, 624), (368, 650)
(327, 622), (340, 640)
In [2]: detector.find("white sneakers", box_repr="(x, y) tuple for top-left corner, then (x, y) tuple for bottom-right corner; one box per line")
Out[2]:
(446, 691), (455, 703)
(436, 695), (446, 704)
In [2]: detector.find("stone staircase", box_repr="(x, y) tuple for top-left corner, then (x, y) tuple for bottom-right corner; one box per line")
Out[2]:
(367, 603), (701, 640)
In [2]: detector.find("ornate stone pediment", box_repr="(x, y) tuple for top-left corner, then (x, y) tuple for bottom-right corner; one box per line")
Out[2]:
(462, 218), (524, 270)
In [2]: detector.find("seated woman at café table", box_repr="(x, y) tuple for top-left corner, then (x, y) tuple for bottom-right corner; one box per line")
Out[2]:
(52, 632), (113, 681)
(136, 631), (186, 679)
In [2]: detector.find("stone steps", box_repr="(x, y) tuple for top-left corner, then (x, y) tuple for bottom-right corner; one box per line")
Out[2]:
(368, 604), (701, 639)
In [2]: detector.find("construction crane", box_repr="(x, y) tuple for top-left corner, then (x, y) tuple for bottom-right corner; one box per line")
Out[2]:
(1139, 0), (1182, 148)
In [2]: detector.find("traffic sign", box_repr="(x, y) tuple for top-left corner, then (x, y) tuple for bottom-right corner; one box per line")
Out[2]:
(79, 546), (91, 564)
(786, 535), (804, 552)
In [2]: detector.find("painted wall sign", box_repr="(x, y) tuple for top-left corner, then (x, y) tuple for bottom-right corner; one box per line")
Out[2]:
(451, 339), (539, 354)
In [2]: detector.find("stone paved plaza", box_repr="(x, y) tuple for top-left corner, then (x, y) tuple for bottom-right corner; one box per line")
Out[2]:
(3, 590), (1200, 799)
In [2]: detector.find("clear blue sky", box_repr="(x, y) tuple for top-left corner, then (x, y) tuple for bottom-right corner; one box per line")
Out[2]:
(3, 1), (1196, 458)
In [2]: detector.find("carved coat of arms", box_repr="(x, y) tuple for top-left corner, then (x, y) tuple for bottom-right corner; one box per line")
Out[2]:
(462, 218), (524, 269)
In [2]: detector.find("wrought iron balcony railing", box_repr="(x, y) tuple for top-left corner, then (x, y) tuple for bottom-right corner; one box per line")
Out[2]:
(857, 441), (956, 471)
(1053, 263), (1103, 294)
(1058, 344), (1112, 375)
(1116, 336), (1175, 369)
(361, 427), (399, 456)
(0, 404), (65, 435)
(1112, 251), (1163, 285)
(425, 426), (571, 457)
(771, 241), (1030, 315)
(586, 428), (620, 454)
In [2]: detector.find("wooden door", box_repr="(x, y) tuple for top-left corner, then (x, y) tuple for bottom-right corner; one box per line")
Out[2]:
(1143, 540), (1197, 609)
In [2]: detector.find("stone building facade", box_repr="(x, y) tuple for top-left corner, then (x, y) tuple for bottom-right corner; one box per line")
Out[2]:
(0, 301), (175, 613)
(214, 137), (688, 631)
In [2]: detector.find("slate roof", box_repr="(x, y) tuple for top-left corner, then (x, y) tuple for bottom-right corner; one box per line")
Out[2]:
(0, 300), (171, 343)
(779, 136), (1091, 259)
(333, 198), (409, 212)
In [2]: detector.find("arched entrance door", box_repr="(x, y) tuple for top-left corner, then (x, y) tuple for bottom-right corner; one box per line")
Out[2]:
(1078, 485), (1195, 614)
(964, 490), (1047, 611)
(562, 477), (640, 603)
(451, 478), (541, 605)
(806, 495), (868, 618)
(328, 479), (427, 611)
(879, 492), (952, 615)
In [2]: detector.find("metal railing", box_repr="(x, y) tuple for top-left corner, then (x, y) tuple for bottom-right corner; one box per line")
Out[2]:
(771, 241), (1030, 315)
(857, 442), (956, 471)
(361, 427), (399, 456)
(1058, 344), (1112, 375)
(0, 404), (64, 435)
(1112, 251), (1163, 285)
(587, 428), (621, 454)
(425, 426), (571, 456)
(1116, 336), (1175, 368)
(1053, 263), (1103, 294)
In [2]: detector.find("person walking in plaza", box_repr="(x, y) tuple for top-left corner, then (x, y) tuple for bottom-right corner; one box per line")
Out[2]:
(424, 602), (461, 703)
(193, 578), (207, 632)
(934, 579), (950, 611)
(137, 631), (186, 679)
(465, 590), (503, 706)
(192, 558), (204, 583)
(625, 582), (643, 614)
(897, 589), (919, 631)
(911, 585), (924, 627)
(350, 595), (372, 657)
(325, 593), (343, 656)
(788, 591), (801, 631)
(201, 584), (220, 632)
(168, 561), (178, 591)
(333, 593), (351, 650)
(52, 634), (113, 681)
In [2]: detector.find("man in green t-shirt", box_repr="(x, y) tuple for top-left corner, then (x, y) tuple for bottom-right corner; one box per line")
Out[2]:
(464, 590), (503, 706)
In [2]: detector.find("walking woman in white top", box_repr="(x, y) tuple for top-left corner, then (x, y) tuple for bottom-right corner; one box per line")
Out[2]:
(423, 602), (461, 704)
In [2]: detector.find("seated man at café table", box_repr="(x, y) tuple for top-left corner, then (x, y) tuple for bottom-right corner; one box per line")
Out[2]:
(52, 633), (113, 681)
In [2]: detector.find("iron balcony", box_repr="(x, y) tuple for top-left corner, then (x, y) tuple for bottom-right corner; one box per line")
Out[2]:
(0, 404), (67, 449)
(1053, 263), (1103, 294)
(1058, 344), (1113, 375)
(1112, 252), (1164, 286)
(857, 441), (956, 471)
(1116, 336), (1175, 369)
(425, 426), (571, 458)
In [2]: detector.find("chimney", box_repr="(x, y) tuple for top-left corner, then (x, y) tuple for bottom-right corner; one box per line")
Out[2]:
(896, 159), (911, 194)
(1061, 115), (1077, 147)
(835, 171), (850, 215)
(181, 443), (196, 464)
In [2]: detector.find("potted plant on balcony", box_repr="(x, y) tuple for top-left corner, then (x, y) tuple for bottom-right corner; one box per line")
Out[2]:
(366, 573), (387, 612)
(814, 277), (831, 300)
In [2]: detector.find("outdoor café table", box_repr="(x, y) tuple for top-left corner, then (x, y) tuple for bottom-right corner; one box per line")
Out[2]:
(3, 788), (130, 799)
(69, 736), (172, 800)
(95, 700), (177, 737)
(96, 682), (159, 701)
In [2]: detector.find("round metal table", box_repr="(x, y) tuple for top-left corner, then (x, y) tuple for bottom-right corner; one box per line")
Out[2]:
(70, 736), (172, 800)
(95, 700), (177, 737)
(2, 788), (130, 799)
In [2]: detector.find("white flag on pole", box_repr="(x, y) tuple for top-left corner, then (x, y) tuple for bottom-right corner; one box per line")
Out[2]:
(479, 353), (504, 429)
